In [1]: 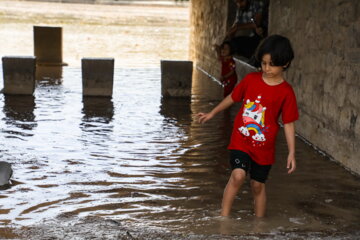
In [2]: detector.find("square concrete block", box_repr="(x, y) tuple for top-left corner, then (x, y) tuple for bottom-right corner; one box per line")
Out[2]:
(2, 56), (36, 95)
(161, 60), (193, 98)
(82, 58), (114, 97)
(34, 26), (65, 66)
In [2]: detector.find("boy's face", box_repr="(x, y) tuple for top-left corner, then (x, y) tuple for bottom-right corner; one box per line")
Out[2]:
(261, 54), (286, 79)
(221, 44), (231, 57)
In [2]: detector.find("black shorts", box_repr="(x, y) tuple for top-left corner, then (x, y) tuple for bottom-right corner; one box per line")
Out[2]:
(229, 150), (272, 183)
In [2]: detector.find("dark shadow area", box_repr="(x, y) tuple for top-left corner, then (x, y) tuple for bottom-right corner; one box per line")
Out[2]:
(0, 179), (23, 192)
(35, 66), (63, 85)
(80, 96), (115, 149)
(2, 95), (37, 133)
(159, 98), (192, 124)
(226, 0), (270, 65)
(0, 183), (12, 191)
(81, 96), (114, 123)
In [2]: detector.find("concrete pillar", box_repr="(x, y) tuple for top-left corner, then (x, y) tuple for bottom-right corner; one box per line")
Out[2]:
(161, 60), (193, 98)
(81, 58), (114, 97)
(35, 66), (63, 85)
(2, 56), (36, 95)
(34, 26), (66, 66)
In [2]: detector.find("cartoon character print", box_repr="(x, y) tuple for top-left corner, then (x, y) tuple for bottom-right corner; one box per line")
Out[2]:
(239, 96), (267, 142)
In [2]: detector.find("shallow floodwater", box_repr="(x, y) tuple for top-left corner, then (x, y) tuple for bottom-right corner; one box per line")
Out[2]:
(0, 66), (359, 239)
(0, 1), (360, 239)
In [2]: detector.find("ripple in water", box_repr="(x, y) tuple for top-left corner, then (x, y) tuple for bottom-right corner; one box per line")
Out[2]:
(0, 67), (359, 239)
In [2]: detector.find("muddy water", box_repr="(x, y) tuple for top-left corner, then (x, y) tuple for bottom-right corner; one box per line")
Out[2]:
(0, 1), (360, 239)
(0, 68), (359, 239)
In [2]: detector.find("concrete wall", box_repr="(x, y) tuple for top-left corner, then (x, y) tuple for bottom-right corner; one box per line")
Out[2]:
(269, 0), (360, 174)
(189, 0), (229, 78)
(189, 0), (238, 100)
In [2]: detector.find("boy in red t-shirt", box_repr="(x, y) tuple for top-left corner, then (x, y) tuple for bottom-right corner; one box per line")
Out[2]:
(215, 41), (238, 97)
(198, 35), (298, 218)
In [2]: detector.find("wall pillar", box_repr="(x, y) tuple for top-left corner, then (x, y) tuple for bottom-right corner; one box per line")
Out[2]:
(2, 56), (36, 95)
(81, 58), (114, 97)
(34, 26), (66, 66)
(160, 60), (193, 98)
(35, 66), (63, 85)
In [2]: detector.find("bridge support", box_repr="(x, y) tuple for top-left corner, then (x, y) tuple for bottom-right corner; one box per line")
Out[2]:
(161, 60), (193, 98)
(81, 58), (114, 97)
(2, 56), (36, 95)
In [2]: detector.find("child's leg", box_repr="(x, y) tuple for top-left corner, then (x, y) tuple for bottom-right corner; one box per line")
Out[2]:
(221, 168), (246, 216)
(250, 180), (266, 217)
(249, 160), (272, 218)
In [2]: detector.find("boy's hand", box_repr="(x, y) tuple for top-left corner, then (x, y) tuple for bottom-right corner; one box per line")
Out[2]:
(287, 154), (296, 174)
(196, 112), (214, 124)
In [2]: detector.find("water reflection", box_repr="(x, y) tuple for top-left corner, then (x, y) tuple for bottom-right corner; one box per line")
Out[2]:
(159, 97), (191, 124)
(80, 97), (114, 155)
(35, 66), (63, 85)
(2, 95), (37, 136)
(82, 97), (114, 123)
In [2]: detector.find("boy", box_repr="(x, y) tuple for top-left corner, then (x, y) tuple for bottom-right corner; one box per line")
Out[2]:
(197, 35), (298, 217)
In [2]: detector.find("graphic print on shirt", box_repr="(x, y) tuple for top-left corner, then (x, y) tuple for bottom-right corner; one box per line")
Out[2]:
(238, 96), (267, 142)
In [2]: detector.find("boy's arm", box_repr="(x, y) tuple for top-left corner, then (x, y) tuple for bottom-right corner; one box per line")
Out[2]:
(284, 122), (296, 174)
(197, 94), (235, 124)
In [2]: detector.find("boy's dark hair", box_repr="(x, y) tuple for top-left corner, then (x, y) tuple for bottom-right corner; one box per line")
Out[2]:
(221, 41), (235, 55)
(254, 35), (294, 70)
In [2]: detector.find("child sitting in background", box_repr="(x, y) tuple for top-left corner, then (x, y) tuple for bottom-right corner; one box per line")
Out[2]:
(215, 41), (238, 97)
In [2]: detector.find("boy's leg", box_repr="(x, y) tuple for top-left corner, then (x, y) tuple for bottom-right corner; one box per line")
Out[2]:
(222, 150), (251, 216)
(250, 180), (266, 217)
(249, 160), (272, 217)
(221, 168), (246, 216)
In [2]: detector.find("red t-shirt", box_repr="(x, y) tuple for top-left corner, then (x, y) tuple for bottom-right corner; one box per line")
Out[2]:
(228, 72), (299, 165)
(221, 58), (236, 79)
(221, 57), (237, 97)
